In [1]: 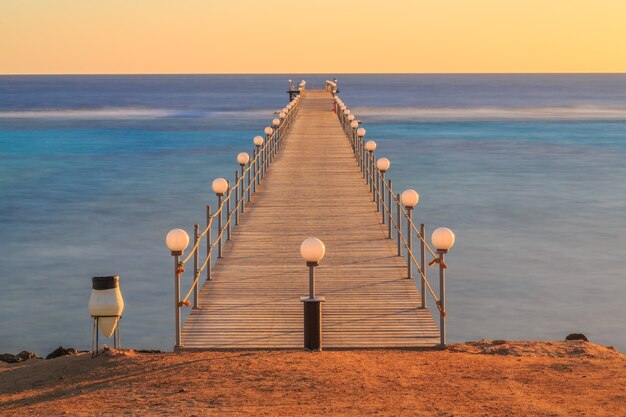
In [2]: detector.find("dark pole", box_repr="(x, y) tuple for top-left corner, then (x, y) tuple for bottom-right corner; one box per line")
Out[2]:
(438, 250), (447, 346)
(421, 224), (426, 308)
(193, 224), (199, 309)
(240, 165), (245, 213)
(217, 194), (223, 258)
(227, 181), (231, 240)
(206, 204), (212, 281)
(173, 251), (182, 348)
(407, 207), (413, 280)
(301, 261), (324, 351)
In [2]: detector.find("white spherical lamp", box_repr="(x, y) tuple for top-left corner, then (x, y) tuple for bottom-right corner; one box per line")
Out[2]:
(264, 126), (273, 136)
(357, 128), (366, 138)
(253, 135), (264, 146)
(166, 229), (190, 253)
(237, 152), (250, 166)
(365, 140), (377, 152)
(300, 237), (326, 264)
(348, 114), (355, 121)
(401, 189), (419, 208)
(432, 227), (456, 252)
(211, 178), (229, 195)
(350, 121), (359, 129)
(376, 157), (390, 172)
(279, 112), (286, 119)
(344, 109), (351, 116)
(272, 118), (280, 127)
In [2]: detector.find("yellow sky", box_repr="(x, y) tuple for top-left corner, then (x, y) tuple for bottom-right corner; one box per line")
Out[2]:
(1, 0), (625, 74)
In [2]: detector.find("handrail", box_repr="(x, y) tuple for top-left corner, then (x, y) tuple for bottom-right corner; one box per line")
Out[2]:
(334, 95), (445, 315)
(175, 87), (303, 309)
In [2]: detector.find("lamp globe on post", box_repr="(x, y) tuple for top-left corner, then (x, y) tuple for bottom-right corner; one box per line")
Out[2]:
(299, 237), (326, 352)
(401, 189), (419, 280)
(272, 118), (280, 127)
(375, 157), (391, 224)
(212, 178), (229, 258)
(165, 228), (189, 349)
(357, 127), (366, 138)
(237, 152), (250, 208)
(350, 120), (359, 129)
(264, 126), (273, 140)
(364, 140), (377, 190)
(279, 111), (286, 119)
(237, 152), (250, 167)
(377, 157), (390, 173)
(253, 135), (264, 148)
(431, 227), (455, 347)
(348, 114), (355, 122)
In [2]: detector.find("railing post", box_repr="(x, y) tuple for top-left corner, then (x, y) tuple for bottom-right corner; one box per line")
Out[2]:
(227, 181), (231, 240)
(234, 171), (239, 226)
(217, 194), (223, 258)
(388, 179), (393, 238)
(252, 149), (256, 194)
(396, 193), (402, 256)
(240, 165), (245, 213)
(247, 163), (251, 203)
(421, 223), (426, 309)
(173, 252), (182, 348)
(378, 171), (385, 224)
(256, 146), (261, 185)
(193, 224), (199, 309)
(369, 151), (376, 201)
(375, 167), (380, 211)
(407, 207), (413, 280)
(438, 250), (446, 346)
(206, 204), (212, 281)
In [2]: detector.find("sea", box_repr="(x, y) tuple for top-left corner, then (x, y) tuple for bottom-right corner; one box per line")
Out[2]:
(1, 74), (625, 354)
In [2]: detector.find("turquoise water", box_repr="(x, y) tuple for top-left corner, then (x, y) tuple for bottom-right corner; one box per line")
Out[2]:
(1, 75), (625, 353)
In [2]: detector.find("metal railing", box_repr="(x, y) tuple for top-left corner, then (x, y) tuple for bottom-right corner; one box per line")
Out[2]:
(333, 93), (449, 346)
(170, 85), (305, 348)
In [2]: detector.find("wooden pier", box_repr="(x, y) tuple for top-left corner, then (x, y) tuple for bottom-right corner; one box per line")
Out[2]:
(178, 89), (441, 350)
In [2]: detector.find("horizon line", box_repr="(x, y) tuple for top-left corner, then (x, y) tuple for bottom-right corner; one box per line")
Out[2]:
(1, 71), (626, 77)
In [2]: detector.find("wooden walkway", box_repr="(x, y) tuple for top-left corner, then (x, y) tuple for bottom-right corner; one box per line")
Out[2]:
(181, 90), (439, 349)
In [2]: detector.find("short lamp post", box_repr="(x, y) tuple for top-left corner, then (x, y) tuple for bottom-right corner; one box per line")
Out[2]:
(376, 158), (390, 221)
(166, 228), (190, 349)
(365, 140), (377, 191)
(299, 237), (326, 351)
(350, 120), (359, 150)
(211, 178), (229, 258)
(357, 128), (366, 171)
(237, 152), (250, 211)
(431, 227), (456, 346)
(253, 136), (264, 184)
(401, 189), (420, 280)
(263, 127), (273, 175)
(272, 118), (280, 141)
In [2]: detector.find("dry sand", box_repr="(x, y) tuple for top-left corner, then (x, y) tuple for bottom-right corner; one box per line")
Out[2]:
(1, 340), (625, 416)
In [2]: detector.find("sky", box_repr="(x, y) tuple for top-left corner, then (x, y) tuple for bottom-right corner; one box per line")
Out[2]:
(1, 0), (625, 74)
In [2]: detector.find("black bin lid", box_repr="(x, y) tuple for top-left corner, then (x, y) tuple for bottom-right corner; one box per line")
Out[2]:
(92, 275), (119, 290)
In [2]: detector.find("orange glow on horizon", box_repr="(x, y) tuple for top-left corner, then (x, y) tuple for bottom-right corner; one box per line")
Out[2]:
(1, 0), (625, 74)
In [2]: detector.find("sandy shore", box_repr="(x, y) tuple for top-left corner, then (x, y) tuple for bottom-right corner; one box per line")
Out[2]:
(1, 340), (624, 416)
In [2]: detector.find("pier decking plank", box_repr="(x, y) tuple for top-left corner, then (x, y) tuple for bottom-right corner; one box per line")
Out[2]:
(181, 90), (440, 349)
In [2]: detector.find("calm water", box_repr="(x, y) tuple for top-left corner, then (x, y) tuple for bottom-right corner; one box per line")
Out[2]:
(1, 74), (625, 354)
